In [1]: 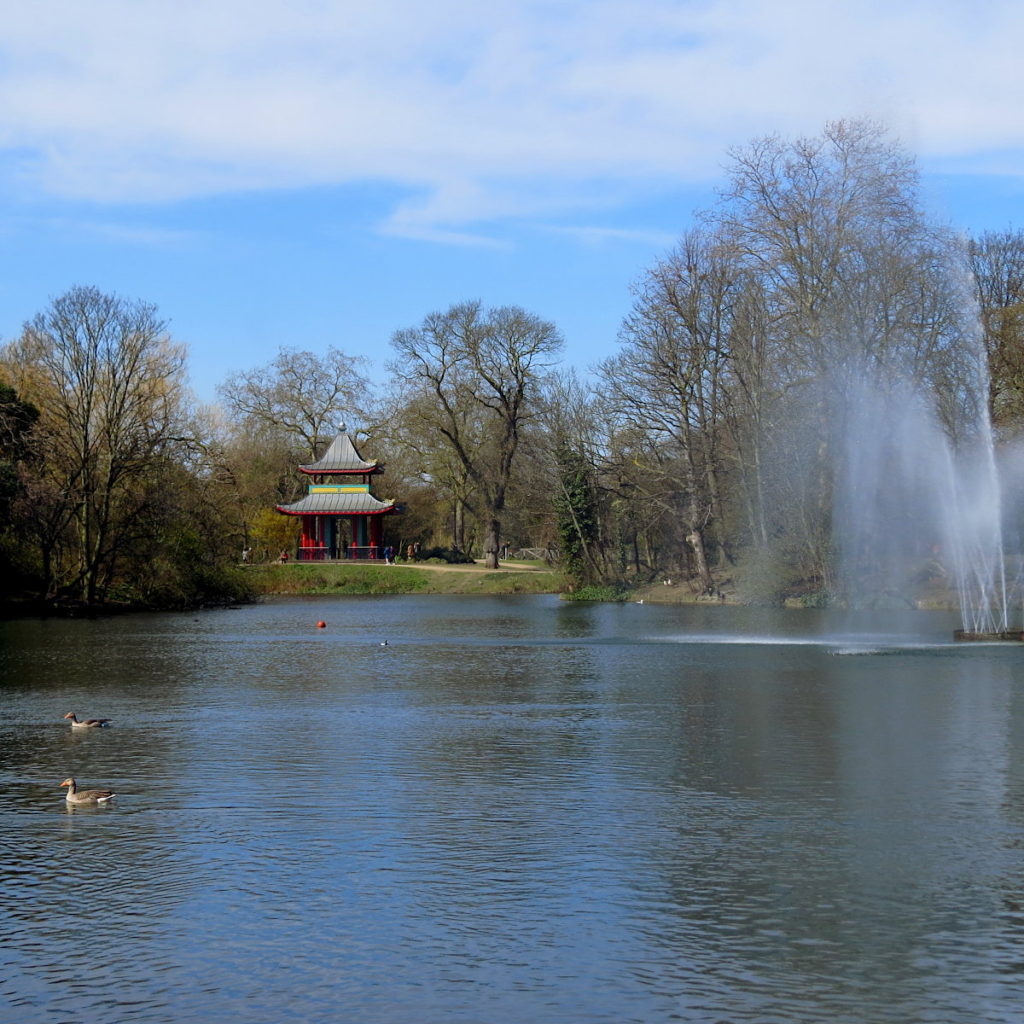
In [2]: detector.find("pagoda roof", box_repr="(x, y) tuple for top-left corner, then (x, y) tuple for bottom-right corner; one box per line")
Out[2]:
(300, 432), (380, 475)
(276, 492), (396, 516)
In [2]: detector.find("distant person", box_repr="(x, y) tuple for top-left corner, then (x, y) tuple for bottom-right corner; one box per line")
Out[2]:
(242, 546), (251, 564)
(383, 545), (393, 564)
(279, 550), (289, 563)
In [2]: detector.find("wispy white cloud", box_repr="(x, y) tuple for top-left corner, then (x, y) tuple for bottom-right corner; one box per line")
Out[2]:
(543, 224), (680, 250)
(36, 216), (202, 248)
(0, 0), (1021, 236)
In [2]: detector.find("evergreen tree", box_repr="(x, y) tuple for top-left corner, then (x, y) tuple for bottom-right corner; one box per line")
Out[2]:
(554, 444), (600, 587)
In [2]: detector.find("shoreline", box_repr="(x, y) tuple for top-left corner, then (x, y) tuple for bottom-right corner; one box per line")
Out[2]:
(245, 560), (567, 597)
(0, 562), (964, 615)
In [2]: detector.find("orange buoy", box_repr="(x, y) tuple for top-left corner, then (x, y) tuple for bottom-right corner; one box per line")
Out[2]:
(316, 620), (326, 629)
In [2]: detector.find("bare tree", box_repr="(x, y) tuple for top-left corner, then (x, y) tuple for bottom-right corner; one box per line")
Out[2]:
(218, 346), (370, 459)
(712, 119), (965, 589)
(717, 120), (926, 372)
(389, 301), (563, 568)
(2, 286), (188, 603)
(968, 229), (1024, 430)
(193, 406), (305, 558)
(600, 229), (737, 592)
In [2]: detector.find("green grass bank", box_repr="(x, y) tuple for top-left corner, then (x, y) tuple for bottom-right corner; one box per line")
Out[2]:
(246, 561), (566, 597)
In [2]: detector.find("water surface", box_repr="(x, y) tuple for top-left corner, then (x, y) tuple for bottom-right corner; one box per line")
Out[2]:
(1, 597), (1022, 1023)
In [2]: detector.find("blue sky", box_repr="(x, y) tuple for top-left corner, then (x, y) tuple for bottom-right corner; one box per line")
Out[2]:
(0, 0), (1021, 403)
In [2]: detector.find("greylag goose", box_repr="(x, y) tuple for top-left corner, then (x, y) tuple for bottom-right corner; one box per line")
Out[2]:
(64, 712), (111, 729)
(60, 778), (116, 805)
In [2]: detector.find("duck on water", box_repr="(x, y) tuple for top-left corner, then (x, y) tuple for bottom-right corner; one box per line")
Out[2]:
(64, 713), (111, 728)
(60, 778), (116, 805)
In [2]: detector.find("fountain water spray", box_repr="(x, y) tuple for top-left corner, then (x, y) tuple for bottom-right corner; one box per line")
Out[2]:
(832, 270), (1015, 637)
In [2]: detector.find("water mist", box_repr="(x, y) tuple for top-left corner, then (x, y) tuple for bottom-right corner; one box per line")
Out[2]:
(833, 294), (1013, 635)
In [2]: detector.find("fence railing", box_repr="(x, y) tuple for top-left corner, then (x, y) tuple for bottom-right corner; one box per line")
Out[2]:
(296, 545), (381, 562)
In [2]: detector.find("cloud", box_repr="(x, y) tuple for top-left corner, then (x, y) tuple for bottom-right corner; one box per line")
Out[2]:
(545, 224), (680, 250)
(33, 216), (201, 248)
(0, 0), (1021, 234)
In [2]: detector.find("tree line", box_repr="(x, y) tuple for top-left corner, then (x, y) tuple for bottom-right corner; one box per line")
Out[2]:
(1, 119), (1022, 610)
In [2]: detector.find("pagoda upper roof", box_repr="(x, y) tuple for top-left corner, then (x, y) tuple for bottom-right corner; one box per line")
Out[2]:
(300, 431), (381, 475)
(276, 491), (396, 516)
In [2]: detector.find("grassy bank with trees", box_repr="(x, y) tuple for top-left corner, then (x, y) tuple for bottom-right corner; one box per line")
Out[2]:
(1, 119), (1022, 614)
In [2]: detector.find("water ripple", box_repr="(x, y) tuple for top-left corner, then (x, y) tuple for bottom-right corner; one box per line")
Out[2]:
(1, 599), (1022, 1022)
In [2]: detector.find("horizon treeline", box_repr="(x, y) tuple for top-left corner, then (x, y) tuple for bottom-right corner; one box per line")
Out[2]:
(2, 119), (1022, 609)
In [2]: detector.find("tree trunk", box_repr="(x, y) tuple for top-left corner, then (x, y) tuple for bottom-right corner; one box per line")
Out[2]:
(41, 544), (54, 600)
(451, 499), (465, 551)
(687, 530), (714, 593)
(483, 518), (500, 569)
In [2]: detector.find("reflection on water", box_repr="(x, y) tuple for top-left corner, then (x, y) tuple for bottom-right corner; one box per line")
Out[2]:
(1, 597), (1023, 1023)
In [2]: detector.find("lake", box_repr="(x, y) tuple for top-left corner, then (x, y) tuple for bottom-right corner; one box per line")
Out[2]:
(1, 595), (1023, 1023)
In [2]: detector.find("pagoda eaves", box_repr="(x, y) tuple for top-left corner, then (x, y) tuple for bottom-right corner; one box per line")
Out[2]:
(276, 491), (395, 515)
(299, 432), (380, 476)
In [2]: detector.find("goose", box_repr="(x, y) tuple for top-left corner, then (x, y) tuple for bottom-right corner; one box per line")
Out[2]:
(60, 778), (116, 805)
(64, 712), (111, 729)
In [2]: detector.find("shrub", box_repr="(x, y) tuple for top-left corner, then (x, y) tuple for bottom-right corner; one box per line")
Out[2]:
(417, 546), (475, 564)
(561, 584), (631, 603)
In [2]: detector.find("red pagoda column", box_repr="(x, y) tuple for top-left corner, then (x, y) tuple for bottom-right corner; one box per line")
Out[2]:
(370, 515), (383, 557)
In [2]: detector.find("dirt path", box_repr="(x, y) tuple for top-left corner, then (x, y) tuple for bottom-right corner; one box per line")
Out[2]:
(390, 560), (546, 574)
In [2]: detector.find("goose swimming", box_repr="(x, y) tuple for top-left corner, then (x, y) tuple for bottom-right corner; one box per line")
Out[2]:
(64, 713), (111, 729)
(60, 778), (116, 805)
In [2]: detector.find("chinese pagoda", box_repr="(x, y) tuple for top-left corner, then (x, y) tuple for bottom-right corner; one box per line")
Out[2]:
(275, 429), (397, 561)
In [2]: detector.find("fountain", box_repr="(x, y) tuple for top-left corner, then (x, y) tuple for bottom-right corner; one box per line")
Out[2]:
(830, 272), (1019, 640)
